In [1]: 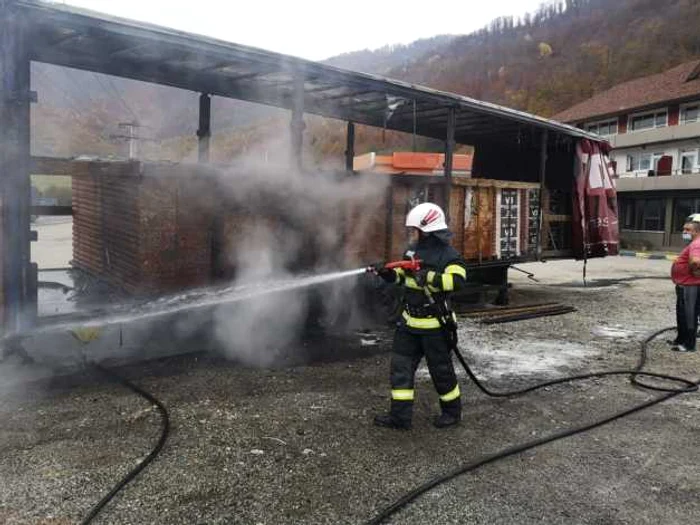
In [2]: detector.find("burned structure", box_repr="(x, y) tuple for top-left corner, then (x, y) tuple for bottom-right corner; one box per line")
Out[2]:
(0, 0), (617, 334)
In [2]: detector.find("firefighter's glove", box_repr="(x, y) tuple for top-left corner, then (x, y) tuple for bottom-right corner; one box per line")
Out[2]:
(367, 263), (395, 283)
(411, 268), (429, 288)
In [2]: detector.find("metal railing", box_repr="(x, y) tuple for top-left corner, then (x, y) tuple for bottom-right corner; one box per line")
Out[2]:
(618, 168), (700, 178)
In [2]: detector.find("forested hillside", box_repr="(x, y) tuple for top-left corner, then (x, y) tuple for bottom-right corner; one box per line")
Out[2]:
(329, 0), (700, 117)
(31, 0), (700, 161)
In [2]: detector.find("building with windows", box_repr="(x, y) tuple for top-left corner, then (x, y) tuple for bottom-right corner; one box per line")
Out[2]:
(553, 60), (700, 250)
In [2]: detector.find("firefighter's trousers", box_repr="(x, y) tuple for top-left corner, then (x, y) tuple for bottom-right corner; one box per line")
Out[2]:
(389, 327), (461, 424)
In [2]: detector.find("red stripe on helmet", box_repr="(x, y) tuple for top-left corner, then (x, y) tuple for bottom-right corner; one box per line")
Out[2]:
(421, 209), (439, 226)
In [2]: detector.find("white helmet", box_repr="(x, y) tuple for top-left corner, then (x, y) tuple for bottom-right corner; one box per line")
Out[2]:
(405, 202), (448, 233)
(687, 213), (700, 223)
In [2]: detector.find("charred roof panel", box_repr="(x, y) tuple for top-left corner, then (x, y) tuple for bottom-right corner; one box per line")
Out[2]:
(14, 0), (602, 147)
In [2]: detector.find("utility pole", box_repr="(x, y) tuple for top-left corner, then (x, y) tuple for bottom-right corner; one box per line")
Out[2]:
(110, 121), (140, 159)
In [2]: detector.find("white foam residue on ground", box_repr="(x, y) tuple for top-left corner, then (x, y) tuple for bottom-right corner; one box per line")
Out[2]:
(591, 325), (643, 339)
(417, 338), (598, 381)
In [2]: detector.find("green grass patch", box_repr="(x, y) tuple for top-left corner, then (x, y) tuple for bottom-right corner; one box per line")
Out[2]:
(32, 175), (72, 205)
(31, 174), (71, 192)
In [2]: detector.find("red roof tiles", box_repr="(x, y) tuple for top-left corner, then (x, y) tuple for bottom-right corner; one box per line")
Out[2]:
(552, 60), (700, 123)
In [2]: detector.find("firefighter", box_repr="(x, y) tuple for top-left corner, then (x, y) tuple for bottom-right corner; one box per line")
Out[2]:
(369, 202), (467, 429)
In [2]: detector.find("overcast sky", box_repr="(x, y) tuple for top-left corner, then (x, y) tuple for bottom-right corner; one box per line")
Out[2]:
(62, 0), (546, 61)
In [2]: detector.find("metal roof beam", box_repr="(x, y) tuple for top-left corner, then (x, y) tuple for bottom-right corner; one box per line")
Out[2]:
(314, 89), (377, 102)
(38, 50), (392, 129)
(346, 99), (392, 112)
(303, 84), (340, 94)
(17, 0), (604, 143)
(390, 108), (449, 123)
(225, 69), (280, 82)
(389, 104), (449, 120)
(109, 43), (151, 58)
(17, 1), (606, 145)
(49, 30), (80, 47)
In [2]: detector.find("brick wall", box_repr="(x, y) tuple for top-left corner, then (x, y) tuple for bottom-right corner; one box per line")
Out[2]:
(72, 163), (216, 296)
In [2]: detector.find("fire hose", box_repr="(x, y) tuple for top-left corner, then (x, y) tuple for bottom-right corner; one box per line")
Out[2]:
(24, 258), (699, 524)
(80, 364), (170, 525)
(79, 321), (699, 525)
(363, 282), (699, 524)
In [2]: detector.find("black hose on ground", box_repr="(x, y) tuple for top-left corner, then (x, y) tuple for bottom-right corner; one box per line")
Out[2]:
(451, 326), (696, 398)
(70, 318), (694, 524)
(365, 324), (699, 525)
(80, 364), (170, 525)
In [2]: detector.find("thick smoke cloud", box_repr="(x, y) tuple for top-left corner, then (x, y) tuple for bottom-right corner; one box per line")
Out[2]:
(201, 138), (389, 365)
(0, 119), (389, 382)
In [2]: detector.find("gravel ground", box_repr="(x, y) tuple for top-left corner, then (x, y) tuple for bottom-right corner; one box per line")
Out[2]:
(1, 256), (699, 525)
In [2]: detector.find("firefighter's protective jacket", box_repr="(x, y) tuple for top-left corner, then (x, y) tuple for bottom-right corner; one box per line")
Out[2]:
(392, 233), (467, 331)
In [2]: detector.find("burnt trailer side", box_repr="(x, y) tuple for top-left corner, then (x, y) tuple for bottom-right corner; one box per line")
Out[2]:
(350, 134), (618, 306)
(472, 136), (577, 259)
(472, 135), (619, 262)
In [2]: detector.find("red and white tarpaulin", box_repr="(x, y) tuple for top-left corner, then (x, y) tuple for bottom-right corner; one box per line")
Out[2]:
(572, 139), (619, 259)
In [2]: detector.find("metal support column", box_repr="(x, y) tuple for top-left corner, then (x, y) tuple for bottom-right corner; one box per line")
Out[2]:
(663, 195), (674, 248)
(0, 5), (33, 332)
(197, 93), (211, 163)
(290, 72), (305, 172)
(197, 92), (221, 279)
(345, 121), (355, 173)
(443, 107), (456, 221)
(536, 130), (549, 260)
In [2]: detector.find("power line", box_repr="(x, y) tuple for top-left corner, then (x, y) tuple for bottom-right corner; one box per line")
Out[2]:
(95, 73), (140, 123)
(63, 68), (100, 108)
(32, 67), (84, 120)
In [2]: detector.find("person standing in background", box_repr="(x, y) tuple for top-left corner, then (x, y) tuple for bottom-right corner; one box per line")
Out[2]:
(670, 220), (700, 352)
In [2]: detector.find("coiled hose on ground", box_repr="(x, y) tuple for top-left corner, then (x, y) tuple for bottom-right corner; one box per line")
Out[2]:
(79, 326), (698, 524)
(364, 325), (699, 524)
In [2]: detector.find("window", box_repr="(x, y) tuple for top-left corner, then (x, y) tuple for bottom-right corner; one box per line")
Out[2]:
(625, 152), (665, 173)
(680, 150), (699, 174)
(619, 198), (666, 231)
(681, 103), (699, 124)
(673, 197), (700, 231)
(619, 198), (633, 229)
(585, 119), (618, 137)
(630, 110), (667, 131)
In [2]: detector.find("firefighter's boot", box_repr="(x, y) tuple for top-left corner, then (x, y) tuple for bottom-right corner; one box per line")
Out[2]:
(374, 400), (412, 430)
(373, 414), (412, 430)
(433, 399), (461, 428)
